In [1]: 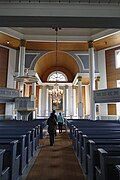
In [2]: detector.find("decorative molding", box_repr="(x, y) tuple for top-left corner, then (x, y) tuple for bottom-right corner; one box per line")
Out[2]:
(94, 88), (120, 103)
(88, 40), (94, 48)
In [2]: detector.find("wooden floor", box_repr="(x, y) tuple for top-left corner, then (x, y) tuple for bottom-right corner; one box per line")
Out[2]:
(26, 131), (86, 180)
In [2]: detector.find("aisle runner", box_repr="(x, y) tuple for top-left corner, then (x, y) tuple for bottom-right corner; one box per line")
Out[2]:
(26, 131), (85, 180)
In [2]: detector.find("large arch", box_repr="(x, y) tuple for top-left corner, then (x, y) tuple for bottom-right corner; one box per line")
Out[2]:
(34, 51), (79, 82)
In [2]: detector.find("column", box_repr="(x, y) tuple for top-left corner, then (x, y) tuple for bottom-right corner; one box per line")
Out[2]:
(31, 82), (36, 119)
(38, 86), (42, 116)
(77, 76), (83, 118)
(45, 86), (49, 116)
(69, 85), (73, 118)
(96, 76), (100, 119)
(72, 86), (77, 117)
(85, 85), (90, 117)
(65, 85), (69, 117)
(41, 86), (46, 116)
(88, 40), (96, 120)
(18, 39), (26, 97)
(98, 50), (108, 116)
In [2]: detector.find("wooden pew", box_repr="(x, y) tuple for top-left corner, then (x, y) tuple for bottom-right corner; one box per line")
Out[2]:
(0, 120), (41, 148)
(81, 134), (120, 174)
(95, 148), (120, 180)
(0, 149), (10, 180)
(116, 165), (120, 180)
(0, 119), (45, 140)
(0, 130), (32, 164)
(87, 140), (120, 180)
(0, 135), (27, 175)
(0, 126), (37, 155)
(74, 129), (120, 163)
(0, 139), (20, 180)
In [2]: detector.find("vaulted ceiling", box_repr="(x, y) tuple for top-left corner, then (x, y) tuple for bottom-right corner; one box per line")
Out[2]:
(35, 51), (79, 82)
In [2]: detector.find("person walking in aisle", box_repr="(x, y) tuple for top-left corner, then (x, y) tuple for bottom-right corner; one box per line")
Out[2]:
(52, 109), (57, 136)
(57, 112), (64, 133)
(47, 112), (57, 146)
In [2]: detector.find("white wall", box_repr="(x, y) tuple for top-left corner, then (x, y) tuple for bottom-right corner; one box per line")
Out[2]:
(97, 50), (108, 116)
(5, 48), (16, 117)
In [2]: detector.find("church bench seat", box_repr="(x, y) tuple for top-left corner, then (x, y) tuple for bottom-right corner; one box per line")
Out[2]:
(0, 125), (39, 156)
(28, 119), (47, 138)
(0, 135), (27, 175)
(68, 122), (120, 139)
(0, 149), (10, 180)
(81, 134), (120, 174)
(95, 148), (120, 180)
(73, 127), (120, 159)
(0, 139), (20, 180)
(0, 130), (32, 164)
(87, 140), (120, 180)
(116, 165), (120, 180)
(0, 120), (42, 143)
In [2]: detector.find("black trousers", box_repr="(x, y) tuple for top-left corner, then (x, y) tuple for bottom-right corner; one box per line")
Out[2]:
(58, 122), (63, 133)
(49, 132), (55, 146)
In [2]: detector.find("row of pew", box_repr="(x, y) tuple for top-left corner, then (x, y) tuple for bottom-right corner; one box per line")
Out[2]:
(67, 119), (120, 180)
(0, 119), (47, 180)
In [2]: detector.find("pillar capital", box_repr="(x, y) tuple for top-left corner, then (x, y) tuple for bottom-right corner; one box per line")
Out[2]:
(77, 76), (82, 82)
(65, 85), (69, 89)
(20, 39), (26, 47)
(72, 85), (76, 89)
(46, 85), (49, 89)
(88, 40), (94, 48)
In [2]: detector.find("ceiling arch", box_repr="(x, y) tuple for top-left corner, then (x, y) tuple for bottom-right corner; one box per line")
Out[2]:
(34, 51), (79, 82)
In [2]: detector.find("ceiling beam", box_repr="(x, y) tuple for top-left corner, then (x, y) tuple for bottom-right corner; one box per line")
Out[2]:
(0, 3), (120, 28)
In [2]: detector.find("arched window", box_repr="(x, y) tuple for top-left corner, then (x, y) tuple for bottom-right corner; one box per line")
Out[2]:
(47, 71), (68, 82)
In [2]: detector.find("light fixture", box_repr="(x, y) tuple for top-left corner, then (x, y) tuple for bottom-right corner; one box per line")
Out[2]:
(49, 27), (63, 105)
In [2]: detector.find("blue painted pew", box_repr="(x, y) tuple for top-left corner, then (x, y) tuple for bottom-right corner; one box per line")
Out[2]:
(0, 130), (32, 164)
(0, 149), (10, 180)
(0, 139), (20, 180)
(0, 126), (37, 155)
(81, 134), (120, 174)
(0, 125), (38, 151)
(0, 119), (45, 139)
(95, 148), (120, 180)
(74, 128), (120, 160)
(0, 120), (41, 146)
(87, 140), (120, 180)
(116, 165), (120, 180)
(68, 122), (120, 139)
(0, 135), (27, 175)
(28, 119), (47, 139)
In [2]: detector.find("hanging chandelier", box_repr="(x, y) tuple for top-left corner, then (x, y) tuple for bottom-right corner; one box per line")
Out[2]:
(49, 27), (63, 104)
(49, 83), (63, 104)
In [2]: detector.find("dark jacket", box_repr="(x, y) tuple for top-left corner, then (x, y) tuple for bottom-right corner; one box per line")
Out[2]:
(47, 115), (57, 134)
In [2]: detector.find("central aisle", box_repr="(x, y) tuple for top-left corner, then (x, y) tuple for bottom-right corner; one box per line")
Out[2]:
(26, 131), (85, 180)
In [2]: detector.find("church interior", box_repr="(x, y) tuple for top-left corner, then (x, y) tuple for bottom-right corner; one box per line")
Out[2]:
(0, 1), (120, 180)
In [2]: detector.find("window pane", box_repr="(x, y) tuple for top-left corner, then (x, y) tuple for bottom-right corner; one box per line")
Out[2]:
(48, 71), (67, 81)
